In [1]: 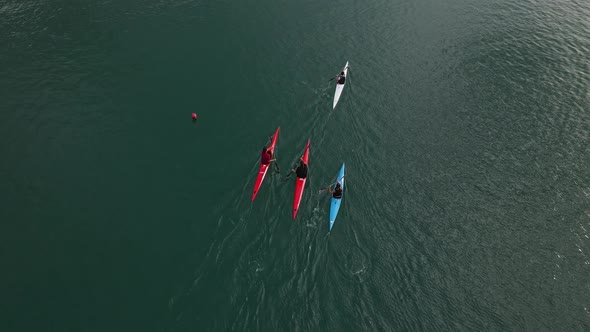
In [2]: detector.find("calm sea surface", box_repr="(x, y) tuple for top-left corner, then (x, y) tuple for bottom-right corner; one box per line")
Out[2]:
(1, 0), (590, 330)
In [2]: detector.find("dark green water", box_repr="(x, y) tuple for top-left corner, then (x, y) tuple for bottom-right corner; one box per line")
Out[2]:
(2, 0), (590, 330)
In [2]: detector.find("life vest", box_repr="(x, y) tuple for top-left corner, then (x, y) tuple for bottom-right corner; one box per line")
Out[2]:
(296, 164), (308, 178)
(333, 188), (342, 199)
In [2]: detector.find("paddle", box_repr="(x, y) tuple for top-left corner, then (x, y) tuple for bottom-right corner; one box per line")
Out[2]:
(318, 175), (345, 193)
(282, 163), (297, 181)
(282, 171), (293, 181)
(269, 145), (280, 174)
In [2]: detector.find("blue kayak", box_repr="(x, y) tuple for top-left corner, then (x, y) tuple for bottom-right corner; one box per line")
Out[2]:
(329, 163), (345, 231)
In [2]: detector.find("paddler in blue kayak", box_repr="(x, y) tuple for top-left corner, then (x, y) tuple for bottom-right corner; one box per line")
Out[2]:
(336, 71), (346, 84)
(291, 159), (308, 178)
(329, 182), (343, 199)
(261, 147), (275, 165)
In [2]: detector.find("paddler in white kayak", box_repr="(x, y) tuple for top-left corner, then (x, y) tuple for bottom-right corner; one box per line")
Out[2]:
(336, 71), (346, 85)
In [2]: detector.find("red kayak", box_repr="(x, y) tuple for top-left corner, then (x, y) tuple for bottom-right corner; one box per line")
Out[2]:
(251, 127), (280, 202)
(292, 139), (310, 219)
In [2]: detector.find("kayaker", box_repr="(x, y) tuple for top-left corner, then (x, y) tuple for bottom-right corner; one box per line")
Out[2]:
(336, 71), (346, 84)
(330, 182), (343, 199)
(292, 160), (308, 178)
(261, 147), (274, 165)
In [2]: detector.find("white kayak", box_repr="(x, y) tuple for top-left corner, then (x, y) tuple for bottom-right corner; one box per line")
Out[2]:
(333, 61), (349, 109)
